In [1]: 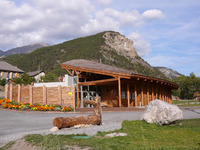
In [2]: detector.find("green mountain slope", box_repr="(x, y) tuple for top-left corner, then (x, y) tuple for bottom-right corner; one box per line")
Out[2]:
(2, 31), (167, 79)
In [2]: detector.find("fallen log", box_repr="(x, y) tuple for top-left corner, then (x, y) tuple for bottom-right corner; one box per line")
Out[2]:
(53, 97), (102, 129)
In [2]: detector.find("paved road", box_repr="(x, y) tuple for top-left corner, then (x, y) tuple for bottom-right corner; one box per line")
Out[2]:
(0, 108), (200, 147)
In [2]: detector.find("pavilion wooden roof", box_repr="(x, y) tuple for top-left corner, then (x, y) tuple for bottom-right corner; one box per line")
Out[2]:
(61, 59), (178, 89)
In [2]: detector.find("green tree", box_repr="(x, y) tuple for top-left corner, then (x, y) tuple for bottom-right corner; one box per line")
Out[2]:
(40, 73), (58, 82)
(0, 78), (6, 86)
(172, 72), (200, 99)
(13, 73), (35, 85)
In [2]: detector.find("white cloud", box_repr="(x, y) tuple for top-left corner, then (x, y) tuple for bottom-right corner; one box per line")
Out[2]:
(81, 11), (120, 34)
(95, 0), (112, 6)
(0, 0), (95, 49)
(128, 32), (151, 56)
(104, 8), (143, 27)
(0, 0), (164, 51)
(142, 9), (165, 20)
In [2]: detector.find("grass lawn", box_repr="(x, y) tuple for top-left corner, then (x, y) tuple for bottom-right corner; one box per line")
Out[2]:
(9, 119), (199, 150)
(173, 100), (200, 107)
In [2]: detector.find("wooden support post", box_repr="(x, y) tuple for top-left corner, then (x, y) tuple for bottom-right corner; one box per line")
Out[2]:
(5, 84), (9, 99)
(77, 74), (80, 108)
(127, 83), (130, 107)
(156, 86), (158, 99)
(152, 83), (154, 101)
(141, 81), (144, 106)
(166, 89), (169, 103)
(73, 85), (76, 111)
(161, 87), (164, 101)
(58, 85), (62, 105)
(147, 82), (149, 105)
(169, 90), (172, 104)
(10, 84), (13, 101)
(29, 85), (33, 104)
(134, 82), (137, 106)
(118, 77), (121, 107)
(159, 86), (162, 100)
(43, 85), (47, 105)
(18, 84), (21, 103)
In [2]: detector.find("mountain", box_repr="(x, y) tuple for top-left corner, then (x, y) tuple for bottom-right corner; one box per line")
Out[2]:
(0, 43), (49, 57)
(0, 50), (3, 55)
(155, 67), (183, 79)
(2, 31), (167, 79)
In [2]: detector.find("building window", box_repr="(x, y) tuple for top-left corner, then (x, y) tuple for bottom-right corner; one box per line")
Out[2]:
(121, 91), (126, 99)
(132, 92), (135, 100)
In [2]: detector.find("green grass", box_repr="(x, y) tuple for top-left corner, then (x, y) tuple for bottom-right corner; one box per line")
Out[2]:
(173, 100), (200, 107)
(0, 141), (15, 150)
(24, 119), (200, 150)
(173, 100), (197, 104)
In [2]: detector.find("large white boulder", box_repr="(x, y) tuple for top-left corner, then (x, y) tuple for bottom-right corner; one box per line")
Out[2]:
(141, 99), (183, 125)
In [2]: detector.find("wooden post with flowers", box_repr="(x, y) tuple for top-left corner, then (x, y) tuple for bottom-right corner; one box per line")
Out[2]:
(43, 85), (47, 105)
(5, 84), (9, 100)
(18, 84), (21, 103)
(29, 85), (33, 104)
(58, 85), (62, 105)
(53, 97), (102, 129)
(10, 84), (13, 101)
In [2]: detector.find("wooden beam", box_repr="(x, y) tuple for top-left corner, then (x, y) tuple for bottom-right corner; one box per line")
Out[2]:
(66, 69), (73, 76)
(127, 83), (130, 107)
(61, 65), (131, 79)
(78, 78), (118, 86)
(118, 77), (121, 107)
(75, 70), (82, 75)
(77, 74), (80, 108)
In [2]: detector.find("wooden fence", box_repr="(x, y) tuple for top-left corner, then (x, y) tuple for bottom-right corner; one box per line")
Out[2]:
(5, 84), (75, 108)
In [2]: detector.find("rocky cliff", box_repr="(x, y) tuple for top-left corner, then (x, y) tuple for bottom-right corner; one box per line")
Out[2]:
(156, 67), (182, 79)
(103, 31), (138, 59)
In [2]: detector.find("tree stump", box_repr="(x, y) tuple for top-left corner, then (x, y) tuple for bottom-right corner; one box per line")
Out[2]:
(53, 97), (102, 129)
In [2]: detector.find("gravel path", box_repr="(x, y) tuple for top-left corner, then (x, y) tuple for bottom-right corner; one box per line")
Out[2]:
(0, 108), (200, 147)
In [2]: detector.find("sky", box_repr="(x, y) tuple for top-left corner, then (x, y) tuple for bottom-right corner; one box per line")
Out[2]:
(0, 0), (200, 76)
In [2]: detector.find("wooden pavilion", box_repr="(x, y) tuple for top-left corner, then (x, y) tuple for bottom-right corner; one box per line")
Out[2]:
(61, 59), (178, 108)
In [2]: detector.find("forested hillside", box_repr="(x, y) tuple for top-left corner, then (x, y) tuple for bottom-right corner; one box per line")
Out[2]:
(2, 31), (166, 79)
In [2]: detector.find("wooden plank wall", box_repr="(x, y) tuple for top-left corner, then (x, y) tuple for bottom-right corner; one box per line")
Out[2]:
(101, 79), (173, 107)
(5, 84), (75, 107)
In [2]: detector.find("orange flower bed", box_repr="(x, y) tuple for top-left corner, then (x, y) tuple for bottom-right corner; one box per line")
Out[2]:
(0, 98), (73, 112)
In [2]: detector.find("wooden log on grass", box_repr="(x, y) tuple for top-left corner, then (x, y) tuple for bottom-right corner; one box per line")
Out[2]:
(53, 97), (102, 129)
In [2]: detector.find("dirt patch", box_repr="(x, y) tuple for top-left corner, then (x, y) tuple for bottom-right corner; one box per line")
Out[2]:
(9, 138), (90, 150)
(9, 138), (39, 150)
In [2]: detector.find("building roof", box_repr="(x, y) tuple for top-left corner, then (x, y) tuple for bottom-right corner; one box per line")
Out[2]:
(61, 59), (178, 89)
(62, 59), (132, 76)
(28, 70), (44, 77)
(0, 61), (24, 73)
